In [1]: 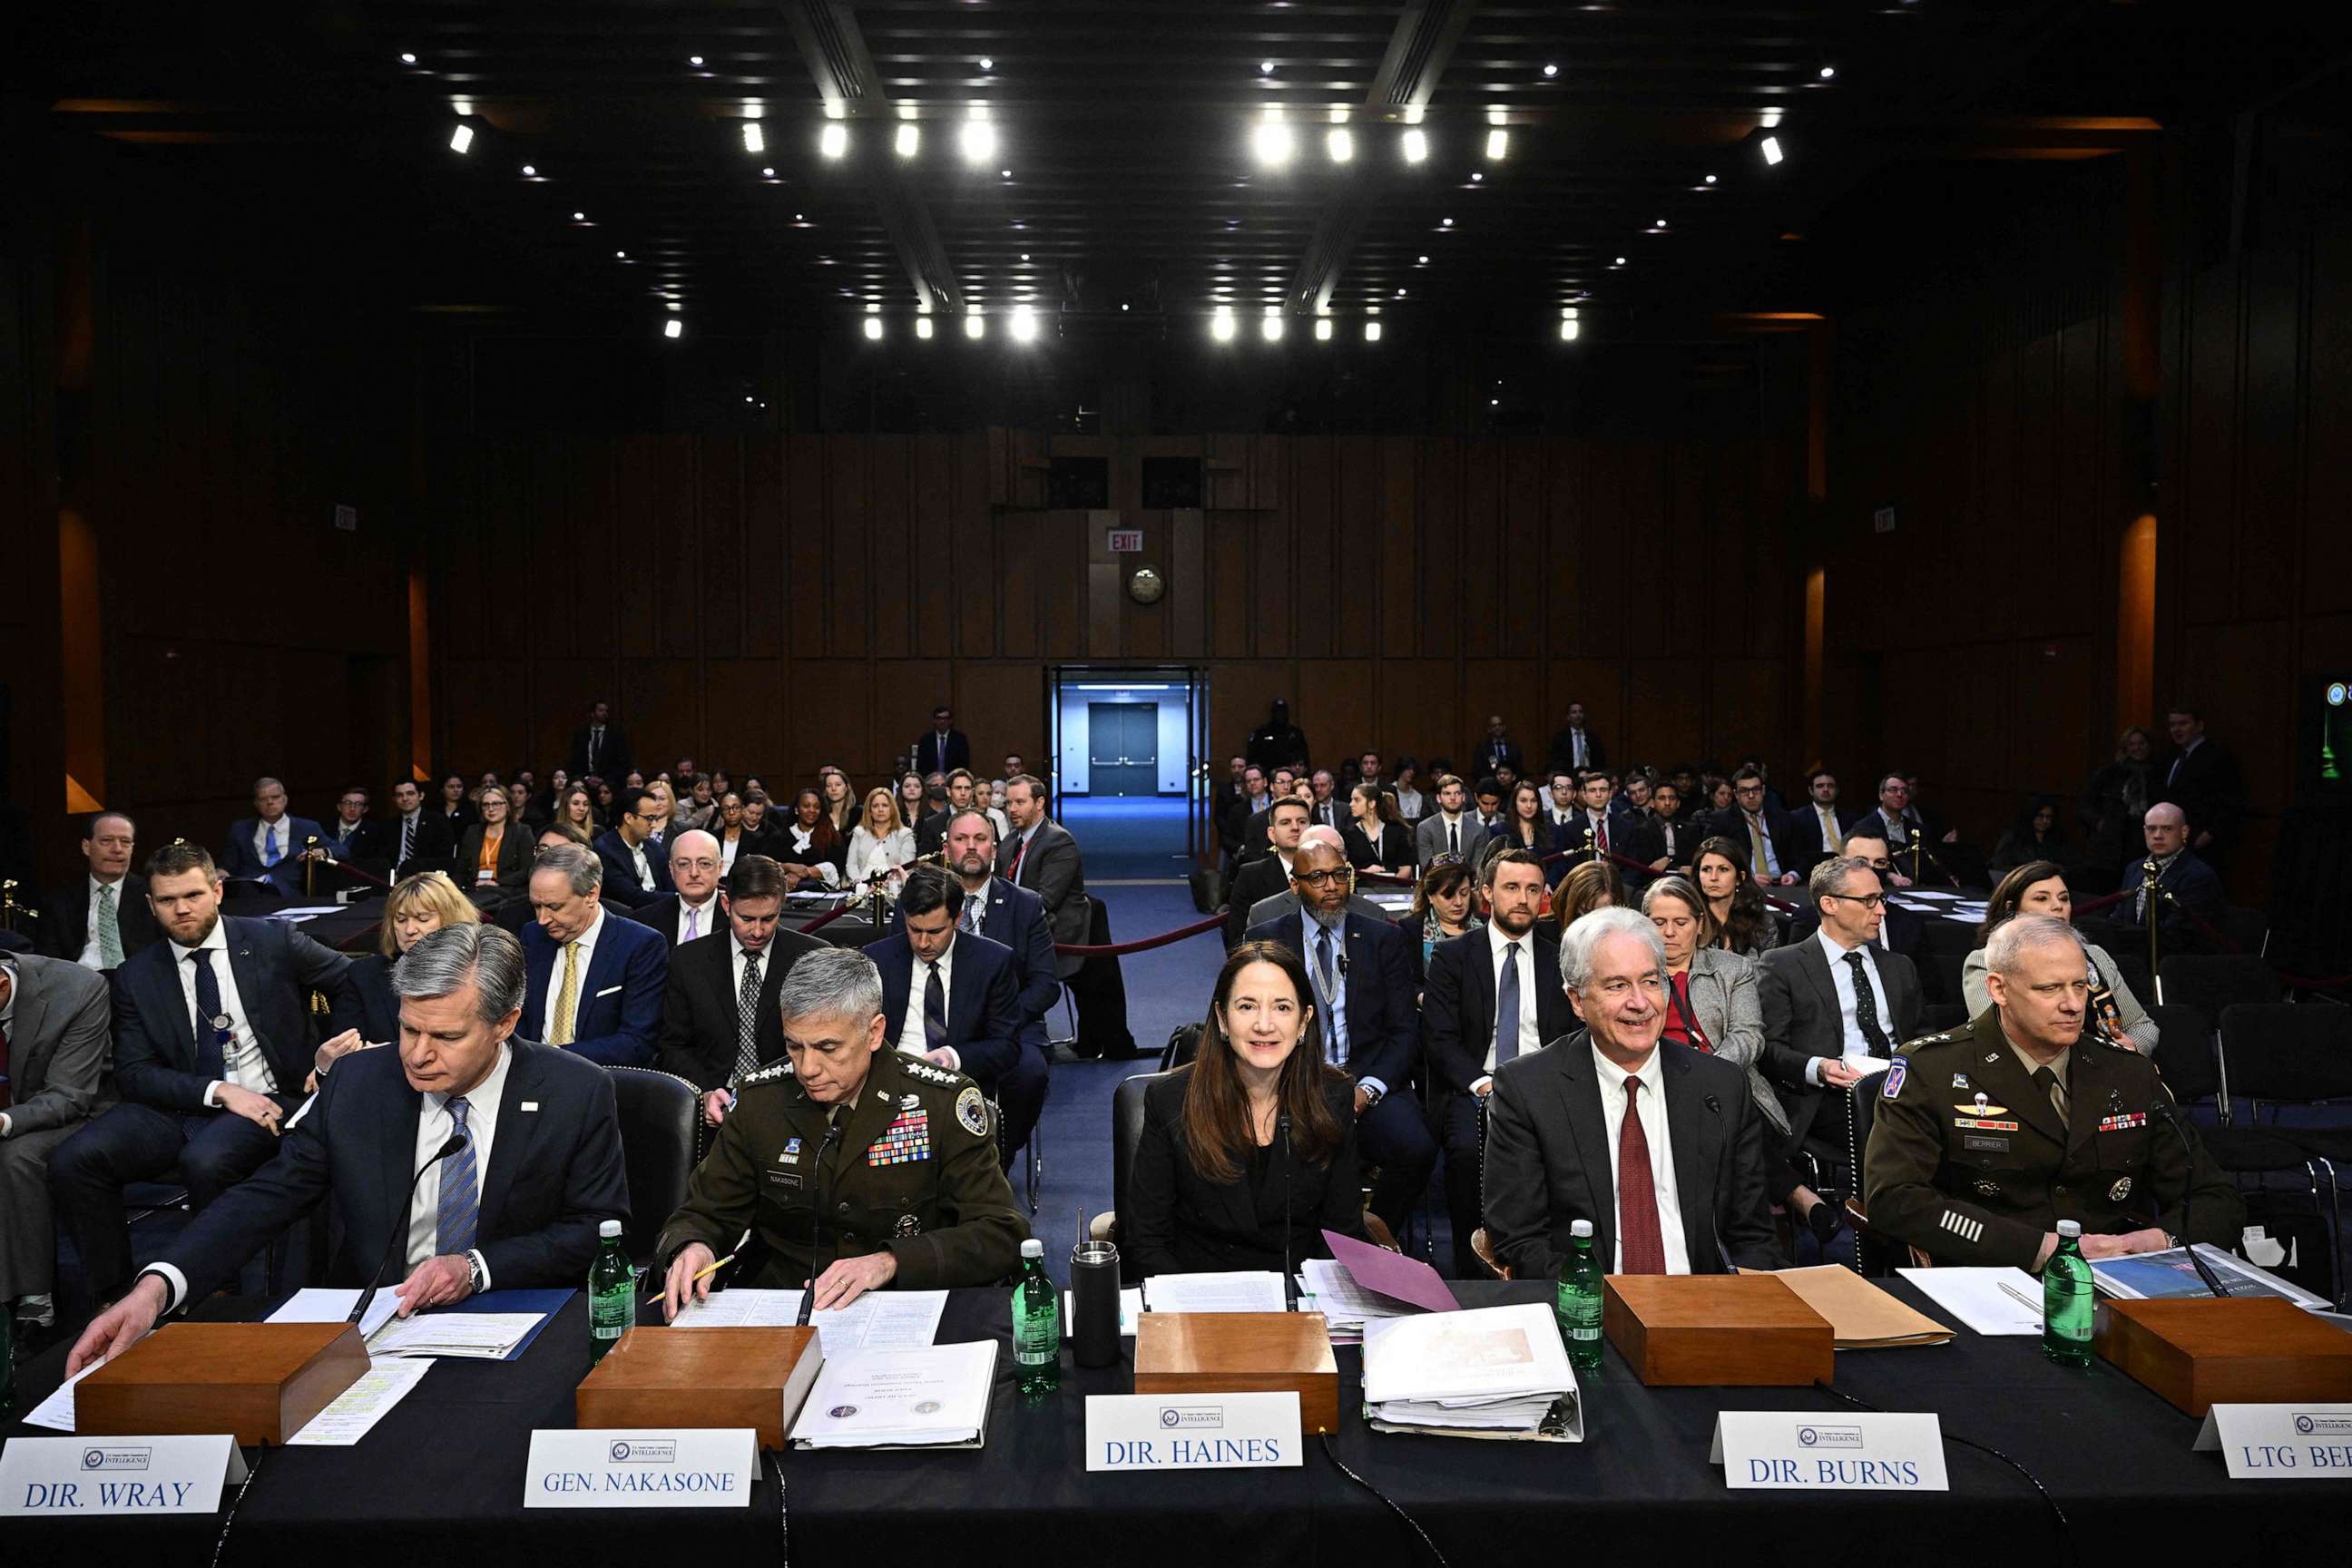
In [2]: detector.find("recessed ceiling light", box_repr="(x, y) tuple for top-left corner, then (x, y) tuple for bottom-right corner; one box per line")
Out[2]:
(1819, 65), (1836, 80)
(615, 250), (627, 259)
(1441, 217), (1454, 228)
(448, 123), (474, 154)
(1252, 115), (1294, 166)
(689, 54), (704, 67)
(916, 316), (934, 339)
(895, 123), (920, 157)
(573, 211), (585, 220)
(1760, 135), (1783, 165)
(1020, 252), (1030, 261)
(1470, 171), (1483, 182)
(979, 56), (994, 71)
(1416, 255), (1428, 264)
(820, 122), (848, 158)
(959, 116), (997, 162)
(762, 166), (775, 177)
(1485, 128), (1508, 160)
(1364, 320), (1382, 342)
(1401, 128), (1427, 163)
(1704, 173), (1717, 185)
(664, 318), (682, 339)
(1260, 60), (1275, 74)
(1011, 305), (1038, 342)
(521, 163), (536, 176)
(399, 52), (416, 64)
(1543, 63), (1558, 78)
(965, 309), (985, 339)
(1326, 127), (1353, 162)
(863, 316), (883, 340)
(1315, 317), (1333, 340)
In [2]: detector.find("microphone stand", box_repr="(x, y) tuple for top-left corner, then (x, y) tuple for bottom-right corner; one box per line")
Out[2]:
(2150, 1100), (2229, 1297)
(1904, 829), (1955, 889)
(796, 1112), (848, 1326)
(1279, 1112), (1298, 1310)
(2138, 858), (2164, 995)
(351, 1133), (469, 1327)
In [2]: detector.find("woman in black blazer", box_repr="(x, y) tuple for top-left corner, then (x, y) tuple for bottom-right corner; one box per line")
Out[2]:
(1341, 782), (1412, 876)
(333, 871), (483, 1087)
(453, 784), (534, 899)
(1126, 941), (1368, 1279)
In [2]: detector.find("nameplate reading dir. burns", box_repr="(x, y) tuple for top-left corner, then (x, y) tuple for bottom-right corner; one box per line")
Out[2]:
(1710, 1412), (1949, 1492)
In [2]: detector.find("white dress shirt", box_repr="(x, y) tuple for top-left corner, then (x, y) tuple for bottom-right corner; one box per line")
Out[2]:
(782, 825), (843, 887)
(1592, 1044), (1692, 1274)
(172, 922), (277, 1104)
(407, 1041), (513, 1278)
(674, 893), (719, 944)
(1474, 922), (1544, 1089)
(78, 875), (123, 969)
(1808, 926), (1894, 1083)
(0, 956), (16, 1137)
(895, 937), (958, 1067)
(1566, 728), (1591, 769)
(628, 838), (655, 893)
(1434, 810), (1468, 858)
(540, 906), (609, 1042)
(252, 816), (290, 867)
(1298, 910), (1370, 1089)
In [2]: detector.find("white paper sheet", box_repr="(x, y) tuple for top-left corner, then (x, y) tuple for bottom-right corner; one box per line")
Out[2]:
(1896, 1267), (2047, 1336)
(1062, 1287), (1143, 1337)
(267, 1286), (402, 1343)
(789, 1340), (997, 1448)
(366, 1312), (544, 1359)
(671, 1288), (947, 1353)
(17, 1360), (103, 1433)
(1142, 1271), (1289, 1314)
(284, 1357), (435, 1446)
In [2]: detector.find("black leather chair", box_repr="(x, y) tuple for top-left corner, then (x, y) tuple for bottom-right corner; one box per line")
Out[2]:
(608, 1065), (700, 1268)
(2158, 955), (2279, 1043)
(2218, 1004), (2351, 1304)
(1106, 1071), (1171, 1285)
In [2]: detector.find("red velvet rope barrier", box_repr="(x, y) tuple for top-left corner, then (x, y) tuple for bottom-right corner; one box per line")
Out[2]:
(1054, 911), (1226, 958)
(797, 899), (857, 936)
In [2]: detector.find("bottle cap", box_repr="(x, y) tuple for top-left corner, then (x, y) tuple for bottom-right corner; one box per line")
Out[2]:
(599, 1219), (623, 1239)
(1570, 1220), (1593, 1239)
(2056, 1220), (2082, 1239)
(1020, 1239), (1044, 1259)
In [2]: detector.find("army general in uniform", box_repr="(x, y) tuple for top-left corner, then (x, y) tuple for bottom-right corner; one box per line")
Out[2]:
(658, 946), (1029, 1314)
(1864, 914), (2240, 1271)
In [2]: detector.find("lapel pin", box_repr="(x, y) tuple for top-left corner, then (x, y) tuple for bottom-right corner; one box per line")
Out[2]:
(521, 1101), (541, 1112)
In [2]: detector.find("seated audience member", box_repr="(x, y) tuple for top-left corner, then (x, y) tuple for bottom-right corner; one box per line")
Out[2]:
(1471, 776), (1506, 834)
(1962, 861), (2157, 1050)
(1564, 769), (1617, 867)
(917, 769), (985, 858)
(1613, 768), (1655, 822)
(1303, 769), (1347, 835)
(1244, 825), (1388, 932)
(1642, 873), (1773, 1092)
(1, 951), (110, 1329)
(1845, 772), (1920, 853)
(1412, 773), (1475, 871)
(671, 774), (718, 835)
(2080, 727), (2154, 871)
(1989, 794), (2073, 877)
(1421, 849), (1575, 1277)
(455, 783), (533, 897)
(1550, 858), (1622, 940)
(1228, 798), (1308, 948)
(387, 778), (456, 874)
(2108, 801), (2224, 947)
(1710, 767), (1803, 887)
(520, 842), (667, 1067)
(632, 829), (725, 947)
(48, 842), (358, 1308)
(1693, 837), (1782, 957)
(774, 789), (846, 890)
(1699, 773), (1736, 820)
(999, 774), (1089, 979)
(847, 785), (917, 891)
(643, 779), (677, 851)
(318, 786), (384, 864)
(1483, 908), (1781, 1279)
(592, 787), (672, 907)
(710, 791), (757, 873)
(1237, 767), (1297, 867)
(1622, 780), (1697, 877)
(657, 946), (1028, 1313)
(818, 766), (861, 837)
(547, 784), (597, 847)
(1390, 755), (1426, 822)
(220, 776), (327, 892)
(740, 789), (788, 855)
(1544, 771), (1580, 836)
(1222, 765), (1270, 870)
(346, 870), (481, 1066)
(512, 769), (546, 829)
(69, 924), (632, 1372)
(897, 771), (929, 833)
(1126, 942), (1369, 1278)
(1402, 854), (1482, 982)
(1491, 779), (1560, 867)
(1781, 829), (1926, 957)
(931, 810), (1054, 1163)
(1865, 914), (2240, 1269)
(36, 811), (160, 970)
(1342, 781), (1411, 875)
(1246, 842), (1436, 1235)
(869, 867), (1024, 1134)
(436, 773), (478, 838)
(657, 855), (826, 1122)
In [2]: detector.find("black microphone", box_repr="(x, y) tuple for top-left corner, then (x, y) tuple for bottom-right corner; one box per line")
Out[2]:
(1279, 1111), (1298, 1311)
(796, 1110), (848, 1326)
(350, 1132), (468, 1325)
(1701, 1093), (1736, 1274)
(2149, 1098), (2230, 1298)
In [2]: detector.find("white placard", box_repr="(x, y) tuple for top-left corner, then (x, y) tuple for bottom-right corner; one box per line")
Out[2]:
(2194, 1404), (2352, 1479)
(0, 1435), (248, 1516)
(1710, 1411), (1948, 1491)
(1085, 1393), (1302, 1472)
(524, 1429), (755, 1509)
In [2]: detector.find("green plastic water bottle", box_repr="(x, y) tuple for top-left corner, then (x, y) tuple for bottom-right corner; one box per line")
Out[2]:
(1555, 1219), (1604, 1373)
(1011, 1239), (1061, 1395)
(588, 1220), (634, 1364)
(2043, 1220), (2094, 1367)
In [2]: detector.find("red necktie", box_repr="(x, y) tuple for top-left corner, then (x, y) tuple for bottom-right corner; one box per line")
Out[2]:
(1617, 1078), (1667, 1273)
(1005, 834), (1028, 885)
(1597, 816), (1609, 853)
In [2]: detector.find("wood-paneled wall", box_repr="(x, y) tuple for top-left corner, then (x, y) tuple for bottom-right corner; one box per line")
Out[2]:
(430, 432), (1806, 799)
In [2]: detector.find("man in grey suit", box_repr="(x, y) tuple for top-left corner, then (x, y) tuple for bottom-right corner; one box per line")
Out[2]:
(0, 951), (113, 1328)
(1483, 908), (1779, 1280)
(1412, 773), (1475, 872)
(997, 773), (1087, 979)
(1757, 855), (1923, 1163)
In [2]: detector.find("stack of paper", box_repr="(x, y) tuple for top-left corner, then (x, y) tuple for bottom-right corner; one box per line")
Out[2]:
(2091, 1245), (2331, 1308)
(1300, 1230), (1460, 1340)
(1141, 1271), (1289, 1313)
(1361, 1302), (1582, 1441)
(1299, 1260), (1410, 1339)
(788, 1339), (998, 1449)
(671, 1287), (949, 1351)
(267, 1287), (561, 1360)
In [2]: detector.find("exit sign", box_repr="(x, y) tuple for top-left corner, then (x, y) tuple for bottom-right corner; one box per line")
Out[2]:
(1107, 528), (1143, 553)
(1872, 505), (1896, 534)
(334, 503), (358, 533)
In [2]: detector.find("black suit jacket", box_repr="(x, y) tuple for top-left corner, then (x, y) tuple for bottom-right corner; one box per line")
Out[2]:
(156, 1039), (630, 1301)
(1246, 910), (1418, 1090)
(1782, 903), (1926, 959)
(1705, 808), (1811, 883)
(871, 930), (1024, 1090)
(110, 916), (360, 1110)
(455, 822), (535, 894)
(1483, 1030), (1779, 1279)
(34, 874), (162, 965)
(1225, 852), (1294, 949)
(2154, 740), (2246, 849)
(892, 877), (1059, 1049)
(1545, 726), (1606, 775)
(629, 893), (727, 949)
(1125, 1068), (1366, 1279)
(1419, 926), (1575, 1100)
(387, 811), (456, 875)
(1620, 814), (1699, 876)
(348, 953), (400, 1045)
(1340, 822), (1411, 872)
(1475, 739), (1524, 778)
(915, 808), (954, 858)
(914, 729), (970, 776)
(566, 722), (633, 780)
(318, 820), (388, 866)
(593, 828), (672, 907)
(1757, 937), (1923, 1148)
(655, 926), (827, 1091)
(2109, 850), (2228, 942)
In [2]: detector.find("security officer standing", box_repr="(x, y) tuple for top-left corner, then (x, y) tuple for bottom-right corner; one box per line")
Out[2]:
(658, 946), (1028, 1314)
(1864, 913), (2239, 1271)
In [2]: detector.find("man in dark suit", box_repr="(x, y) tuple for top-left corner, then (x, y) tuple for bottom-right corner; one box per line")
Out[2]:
(1, 952), (112, 1326)
(1545, 702), (1605, 776)
(1304, 769), (1348, 836)
(2110, 801), (2227, 948)
(1475, 715), (1524, 780)
(317, 784), (386, 866)
(2154, 707), (2247, 868)
(1236, 768), (1298, 867)
(66, 923), (632, 1371)
(657, 855), (826, 1122)
(35, 811), (161, 970)
(1757, 856), (1923, 1166)
(1420, 849), (1577, 1277)
(934, 809), (1055, 1160)
(1483, 908), (1779, 1279)
(592, 787), (672, 908)
(219, 776), (327, 893)
(1782, 831), (1926, 956)
(914, 705), (970, 777)
(1247, 839), (1436, 1232)
(565, 698), (633, 782)
(47, 842), (360, 1307)
(1227, 799), (1308, 949)
(520, 841), (668, 1068)
(1214, 759), (1256, 868)
(1621, 782), (1699, 877)
(387, 778), (456, 876)
(630, 829), (723, 946)
(1707, 768), (1808, 887)
(916, 769), (981, 859)
(1790, 769), (1848, 871)
(998, 773), (1087, 979)
(869, 867), (1024, 1146)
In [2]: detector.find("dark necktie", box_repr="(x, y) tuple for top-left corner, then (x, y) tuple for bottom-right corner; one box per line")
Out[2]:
(436, 1097), (479, 1256)
(401, 816), (416, 863)
(923, 961), (947, 1056)
(1843, 950), (1892, 1056)
(1447, 821), (1460, 858)
(1315, 926), (1339, 1064)
(1494, 941), (1522, 1066)
(1617, 1079), (1669, 1274)
(190, 948), (229, 1083)
(735, 951), (764, 1080)
(959, 891), (985, 936)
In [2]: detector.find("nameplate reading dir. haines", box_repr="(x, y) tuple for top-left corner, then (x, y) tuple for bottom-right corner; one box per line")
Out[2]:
(0, 1435), (249, 1517)
(1086, 1393), (1303, 1472)
(1710, 1412), (1949, 1492)
(524, 1429), (755, 1509)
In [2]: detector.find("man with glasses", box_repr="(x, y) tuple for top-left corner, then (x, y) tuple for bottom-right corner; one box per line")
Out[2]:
(1782, 831), (1926, 955)
(1711, 767), (1804, 887)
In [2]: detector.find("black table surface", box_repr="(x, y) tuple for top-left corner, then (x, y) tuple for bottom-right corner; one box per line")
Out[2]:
(6, 1279), (2340, 1563)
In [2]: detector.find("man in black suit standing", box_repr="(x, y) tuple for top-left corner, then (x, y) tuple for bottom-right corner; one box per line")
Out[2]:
(1546, 701), (1605, 776)
(1, 952), (112, 1328)
(35, 810), (160, 970)
(318, 785), (385, 866)
(656, 855), (826, 1125)
(1246, 839), (1436, 1234)
(387, 778), (455, 876)
(48, 842), (360, 1308)
(1475, 715), (1524, 781)
(1420, 849), (1576, 1277)
(914, 704), (970, 777)
(565, 698), (632, 782)
(2153, 707), (2247, 870)
(1483, 908), (1779, 1279)
(1757, 855), (1923, 1172)
(998, 773), (1087, 980)
(67, 923), (630, 1370)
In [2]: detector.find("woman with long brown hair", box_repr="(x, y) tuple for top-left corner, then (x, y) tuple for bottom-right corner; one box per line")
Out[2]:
(1550, 858), (1622, 939)
(1125, 941), (1367, 1277)
(845, 784), (915, 888)
(1693, 835), (1781, 956)
(1960, 859), (2157, 1049)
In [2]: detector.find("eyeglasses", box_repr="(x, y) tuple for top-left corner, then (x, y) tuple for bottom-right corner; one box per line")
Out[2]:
(1294, 867), (1351, 887)
(1827, 890), (1886, 908)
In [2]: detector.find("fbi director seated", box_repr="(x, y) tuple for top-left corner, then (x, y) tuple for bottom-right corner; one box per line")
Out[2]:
(69, 923), (631, 1373)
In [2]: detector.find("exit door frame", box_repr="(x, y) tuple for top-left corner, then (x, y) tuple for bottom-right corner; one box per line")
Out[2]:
(1041, 664), (1211, 865)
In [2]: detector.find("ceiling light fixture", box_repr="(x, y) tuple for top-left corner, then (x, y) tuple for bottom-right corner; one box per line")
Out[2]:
(1760, 135), (1783, 165)
(742, 122), (764, 153)
(521, 163), (536, 177)
(864, 316), (883, 340)
(399, 52), (416, 64)
(448, 122), (474, 154)
(762, 165), (775, 177)
(1252, 112), (1294, 167)
(820, 122), (848, 158)
(1441, 217), (1454, 228)
(979, 56), (994, 71)
(1401, 127), (1427, 163)
(916, 316), (934, 339)
(1260, 60), (1275, 74)
(1010, 305), (1038, 342)
(895, 123), (920, 157)
(1211, 305), (1236, 342)
(1704, 173), (1717, 185)
(965, 309), (985, 339)
(1485, 128), (1508, 160)
(959, 113), (997, 162)
(1364, 320), (1383, 342)
(1819, 65), (1836, 80)
(664, 318), (683, 339)
(1469, 171), (1483, 182)
(1560, 307), (1580, 342)
(1315, 317), (1333, 340)
(1326, 126), (1352, 162)
(1261, 306), (1284, 341)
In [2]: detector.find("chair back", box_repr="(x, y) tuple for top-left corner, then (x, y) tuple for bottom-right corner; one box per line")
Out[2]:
(2220, 905), (2269, 957)
(2218, 1004), (2352, 1104)
(1111, 1072), (1171, 1285)
(2104, 950), (2153, 1010)
(2157, 955), (2279, 1035)
(2147, 1004), (2220, 1106)
(1161, 1022), (1203, 1073)
(607, 1065), (700, 1265)
(1922, 950), (1966, 1008)
(1917, 1002), (1969, 1035)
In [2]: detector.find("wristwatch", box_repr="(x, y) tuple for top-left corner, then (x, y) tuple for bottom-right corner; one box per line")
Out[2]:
(1358, 1082), (1385, 1108)
(465, 1253), (487, 1295)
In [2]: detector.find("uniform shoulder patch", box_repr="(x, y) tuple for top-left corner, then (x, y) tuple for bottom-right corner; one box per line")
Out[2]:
(1881, 1057), (1909, 1100)
(740, 1060), (794, 1088)
(956, 1084), (990, 1137)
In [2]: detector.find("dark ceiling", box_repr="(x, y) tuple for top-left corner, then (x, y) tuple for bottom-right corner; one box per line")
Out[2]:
(15, 2), (2352, 351)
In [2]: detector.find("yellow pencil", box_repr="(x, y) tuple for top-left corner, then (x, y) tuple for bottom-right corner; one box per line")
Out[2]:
(680, 1252), (735, 1288)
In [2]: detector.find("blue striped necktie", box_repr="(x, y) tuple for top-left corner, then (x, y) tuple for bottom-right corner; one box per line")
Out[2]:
(436, 1096), (480, 1257)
